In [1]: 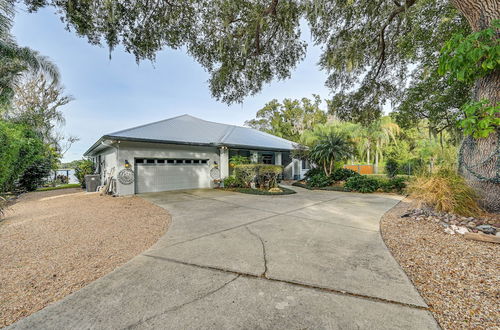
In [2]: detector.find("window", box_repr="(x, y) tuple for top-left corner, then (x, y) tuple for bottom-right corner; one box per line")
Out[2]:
(262, 154), (273, 164)
(302, 160), (310, 170)
(146, 159), (155, 164)
(167, 159), (175, 164)
(157, 159), (165, 164)
(201, 159), (208, 164)
(135, 158), (144, 164)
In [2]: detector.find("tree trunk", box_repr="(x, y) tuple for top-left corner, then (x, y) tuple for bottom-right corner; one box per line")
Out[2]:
(452, 0), (499, 212)
(375, 140), (379, 174)
(367, 148), (370, 165)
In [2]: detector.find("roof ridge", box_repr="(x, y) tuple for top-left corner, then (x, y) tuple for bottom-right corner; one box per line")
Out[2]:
(107, 114), (190, 136)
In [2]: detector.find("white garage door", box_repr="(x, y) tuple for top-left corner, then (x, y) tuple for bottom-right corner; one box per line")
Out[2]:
(135, 158), (211, 193)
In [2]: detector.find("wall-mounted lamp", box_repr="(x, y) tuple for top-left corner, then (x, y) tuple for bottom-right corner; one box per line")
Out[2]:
(124, 160), (131, 168)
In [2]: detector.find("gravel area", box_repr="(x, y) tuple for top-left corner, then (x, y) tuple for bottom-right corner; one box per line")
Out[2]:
(0, 189), (170, 328)
(381, 198), (500, 330)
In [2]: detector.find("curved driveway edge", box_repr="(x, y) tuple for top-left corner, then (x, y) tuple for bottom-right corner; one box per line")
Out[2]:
(9, 187), (439, 329)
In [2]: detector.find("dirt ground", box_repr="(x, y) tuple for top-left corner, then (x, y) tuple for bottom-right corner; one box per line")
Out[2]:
(0, 188), (170, 328)
(380, 198), (500, 330)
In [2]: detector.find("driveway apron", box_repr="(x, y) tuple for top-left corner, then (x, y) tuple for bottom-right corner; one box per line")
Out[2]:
(9, 187), (439, 329)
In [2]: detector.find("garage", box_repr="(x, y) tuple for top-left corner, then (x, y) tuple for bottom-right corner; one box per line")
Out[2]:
(135, 158), (211, 193)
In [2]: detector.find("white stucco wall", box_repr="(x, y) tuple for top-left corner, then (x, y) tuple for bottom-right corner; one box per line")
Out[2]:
(113, 141), (219, 195)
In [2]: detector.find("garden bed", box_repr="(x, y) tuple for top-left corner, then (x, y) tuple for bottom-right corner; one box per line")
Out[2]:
(221, 186), (296, 195)
(380, 198), (499, 330)
(0, 189), (170, 327)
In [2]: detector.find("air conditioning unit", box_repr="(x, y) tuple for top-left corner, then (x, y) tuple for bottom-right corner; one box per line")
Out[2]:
(84, 174), (101, 192)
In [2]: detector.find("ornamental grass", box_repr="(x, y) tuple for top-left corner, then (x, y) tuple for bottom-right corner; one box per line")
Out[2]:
(407, 168), (482, 216)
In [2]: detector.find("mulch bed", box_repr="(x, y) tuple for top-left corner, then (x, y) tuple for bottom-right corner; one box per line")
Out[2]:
(0, 189), (170, 328)
(380, 198), (500, 330)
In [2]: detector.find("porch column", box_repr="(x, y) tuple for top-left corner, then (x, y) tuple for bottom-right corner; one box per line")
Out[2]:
(274, 152), (282, 165)
(219, 146), (229, 179)
(250, 151), (259, 163)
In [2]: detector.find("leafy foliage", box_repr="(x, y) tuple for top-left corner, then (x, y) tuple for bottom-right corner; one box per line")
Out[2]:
(0, 120), (47, 191)
(385, 158), (399, 178)
(306, 172), (332, 188)
(344, 176), (380, 193)
(407, 168), (482, 216)
(460, 100), (500, 138)
(245, 95), (327, 142)
(223, 176), (243, 188)
(18, 157), (52, 191)
(229, 155), (250, 167)
(439, 20), (499, 84)
(379, 176), (407, 193)
(330, 168), (359, 182)
(74, 159), (95, 188)
(234, 163), (282, 188)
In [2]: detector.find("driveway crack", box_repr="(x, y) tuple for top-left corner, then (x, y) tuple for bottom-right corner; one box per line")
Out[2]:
(245, 226), (268, 278)
(124, 275), (240, 329)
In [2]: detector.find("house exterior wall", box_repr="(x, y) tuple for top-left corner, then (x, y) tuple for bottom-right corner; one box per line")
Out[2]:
(92, 141), (299, 195)
(106, 141), (219, 195)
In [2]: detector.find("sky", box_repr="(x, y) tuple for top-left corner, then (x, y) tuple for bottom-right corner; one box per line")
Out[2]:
(13, 5), (331, 162)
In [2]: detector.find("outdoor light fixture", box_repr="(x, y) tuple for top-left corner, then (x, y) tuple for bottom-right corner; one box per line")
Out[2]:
(124, 160), (130, 168)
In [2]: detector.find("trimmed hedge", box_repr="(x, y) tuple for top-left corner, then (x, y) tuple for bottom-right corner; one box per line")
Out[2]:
(234, 164), (283, 188)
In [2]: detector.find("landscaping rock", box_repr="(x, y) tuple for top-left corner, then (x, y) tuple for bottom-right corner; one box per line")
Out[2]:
(476, 225), (497, 235)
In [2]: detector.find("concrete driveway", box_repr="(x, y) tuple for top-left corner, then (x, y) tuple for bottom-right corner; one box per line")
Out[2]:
(10, 187), (438, 329)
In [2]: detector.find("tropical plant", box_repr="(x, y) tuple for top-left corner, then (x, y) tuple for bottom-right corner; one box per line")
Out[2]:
(0, 0), (60, 108)
(257, 164), (282, 188)
(74, 159), (95, 188)
(308, 132), (354, 176)
(379, 177), (407, 194)
(330, 168), (359, 182)
(306, 172), (332, 188)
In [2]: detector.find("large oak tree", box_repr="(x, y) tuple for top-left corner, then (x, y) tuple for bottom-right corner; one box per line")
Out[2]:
(21, 0), (499, 211)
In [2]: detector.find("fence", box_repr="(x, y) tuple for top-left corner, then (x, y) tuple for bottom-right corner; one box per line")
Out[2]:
(343, 164), (374, 175)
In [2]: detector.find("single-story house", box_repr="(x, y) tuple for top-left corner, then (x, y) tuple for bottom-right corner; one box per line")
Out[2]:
(83, 114), (309, 195)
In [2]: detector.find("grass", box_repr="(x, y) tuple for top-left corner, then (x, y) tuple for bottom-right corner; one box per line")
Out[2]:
(37, 184), (82, 192)
(223, 186), (296, 195)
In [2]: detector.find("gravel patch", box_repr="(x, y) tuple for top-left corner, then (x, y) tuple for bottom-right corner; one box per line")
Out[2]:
(0, 189), (170, 328)
(380, 198), (500, 330)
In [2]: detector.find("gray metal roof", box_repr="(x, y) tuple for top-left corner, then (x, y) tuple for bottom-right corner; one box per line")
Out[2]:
(85, 114), (296, 155)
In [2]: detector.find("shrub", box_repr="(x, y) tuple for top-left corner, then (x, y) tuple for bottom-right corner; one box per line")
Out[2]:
(379, 177), (407, 193)
(330, 168), (359, 182)
(234, 164), (282, 188)
(407, 169), (481, 216)
(257, 164), (283, 188)
(18, 158), (53, 191)
(306, 172), (332, 188)
(345, 175), (380, 193)
(229, 155), (250, 167)
(74, 159), (95, 188)
(234, 164), (259, 187)
(385, 158), (399, 178)
(304, 167), (323, 179)
(223, 176), (242, 188)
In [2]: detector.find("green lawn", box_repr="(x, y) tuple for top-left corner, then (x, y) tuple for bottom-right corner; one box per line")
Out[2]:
(37, 184), (82, 191)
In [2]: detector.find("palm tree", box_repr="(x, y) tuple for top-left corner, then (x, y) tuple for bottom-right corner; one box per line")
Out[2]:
(309, 132), (354, 176)
(0, 0), (59, 108)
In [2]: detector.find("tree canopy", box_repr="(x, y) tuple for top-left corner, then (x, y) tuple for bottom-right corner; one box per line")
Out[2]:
(22, 0), (468, 119)
(245, 94), (327, 142)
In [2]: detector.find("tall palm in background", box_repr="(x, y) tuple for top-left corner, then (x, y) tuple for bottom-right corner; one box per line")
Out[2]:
(0, 0), (59, 108)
